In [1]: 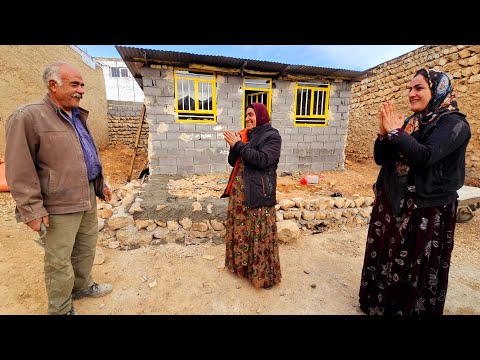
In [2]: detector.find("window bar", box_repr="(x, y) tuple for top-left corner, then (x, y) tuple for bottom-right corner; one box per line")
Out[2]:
(305, 89), (309, 116)
(300, 89), (305, 116)
(205, 82), (208, 111)
(320, 91), (325, 115)
(208, 83), (211, 110)
(308, 89), (315, 116)
(205, 82), (207, 111)
(200, 82), (204, 110)
(204, 83), (207, 110)
(298, 89), (302, 116)
(188, 80), (191, 111)
(181, 80), (185, 110)
(315, 90), (320, 116)
(305, 90), (309, 116)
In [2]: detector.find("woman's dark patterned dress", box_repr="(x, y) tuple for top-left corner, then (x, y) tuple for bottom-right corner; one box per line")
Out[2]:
(359, 182), (457, 315)
(225, 160), (281, 289)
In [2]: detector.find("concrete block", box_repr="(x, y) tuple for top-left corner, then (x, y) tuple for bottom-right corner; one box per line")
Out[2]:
(304, 135), (316, 142)
(194, 164), (212, 174)
(212, 163), (229, 173)
(157, 165), (177, 174)
(193, 140), (211, 149)
(175, 156), (194, 165)
(158, 157), (177, 166)
(150, 133), (167, 141)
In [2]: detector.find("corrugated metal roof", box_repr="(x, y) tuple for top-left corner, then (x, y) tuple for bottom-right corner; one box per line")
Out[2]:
(115, 45), (365, 89)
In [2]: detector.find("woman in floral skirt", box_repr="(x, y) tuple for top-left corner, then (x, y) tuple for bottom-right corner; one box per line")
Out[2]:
(222, 102), (282, 289)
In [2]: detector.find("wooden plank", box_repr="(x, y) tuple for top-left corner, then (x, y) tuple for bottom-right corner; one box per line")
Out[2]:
(189, 63), (239, 73)
(127, 104), (146, 182)
(283, 73), (353, 82)
(242, 69), (279, 76)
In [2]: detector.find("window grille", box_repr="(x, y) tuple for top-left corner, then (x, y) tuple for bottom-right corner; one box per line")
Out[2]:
(294, 81), (330, 126)
(174, 69), (216, 123)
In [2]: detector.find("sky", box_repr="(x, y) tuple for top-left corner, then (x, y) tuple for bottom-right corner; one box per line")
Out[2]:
(77, 45), (423, 72)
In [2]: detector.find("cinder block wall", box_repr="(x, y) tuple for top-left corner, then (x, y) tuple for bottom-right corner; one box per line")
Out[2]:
(107, 100), (147, 150)
(347, 45), (480, 177)
(272, 80), (351, 173)
(142, 65), (353, 175)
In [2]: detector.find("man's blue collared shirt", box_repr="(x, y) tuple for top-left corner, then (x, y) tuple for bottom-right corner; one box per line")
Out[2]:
(61, 108), (102, 181)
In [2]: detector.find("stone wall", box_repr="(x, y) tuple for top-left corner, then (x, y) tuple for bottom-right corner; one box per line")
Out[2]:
(0, 45), (109, 155)
(347, 45), (480, 177)
(142, 65), (353, 175)
(97, 180), (375, 250)
(107, 100), (148, 150)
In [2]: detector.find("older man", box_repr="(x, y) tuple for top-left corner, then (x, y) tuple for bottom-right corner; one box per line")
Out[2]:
(5, 62), (113, 315)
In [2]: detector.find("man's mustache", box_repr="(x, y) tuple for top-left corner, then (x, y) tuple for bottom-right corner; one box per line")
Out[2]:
(72, 93), (83, 99)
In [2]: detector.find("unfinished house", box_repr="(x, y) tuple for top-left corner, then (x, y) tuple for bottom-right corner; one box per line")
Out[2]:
(115, 46), (363, 175)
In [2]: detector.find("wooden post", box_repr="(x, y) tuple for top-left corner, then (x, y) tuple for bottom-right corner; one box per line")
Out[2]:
(127, 104), (146, 182)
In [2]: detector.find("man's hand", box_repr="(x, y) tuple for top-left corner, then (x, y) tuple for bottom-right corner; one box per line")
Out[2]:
(103, 186), (112, 203)
(26, 216), (49, 231)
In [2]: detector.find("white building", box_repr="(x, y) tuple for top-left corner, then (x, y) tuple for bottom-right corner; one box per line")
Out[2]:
(95, 57), (144, 102)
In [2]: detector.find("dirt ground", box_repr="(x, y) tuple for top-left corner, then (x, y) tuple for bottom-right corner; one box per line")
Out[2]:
(0, 145), (479, 315)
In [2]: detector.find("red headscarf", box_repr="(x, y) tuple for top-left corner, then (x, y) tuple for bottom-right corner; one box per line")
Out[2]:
(247, 102), (270, 127)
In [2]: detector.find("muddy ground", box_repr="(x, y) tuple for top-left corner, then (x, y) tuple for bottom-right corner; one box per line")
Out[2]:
(0, 145), (479, 315)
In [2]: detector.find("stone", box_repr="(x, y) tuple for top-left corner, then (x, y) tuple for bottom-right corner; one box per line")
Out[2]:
(93, 246), (105, 265)
(276, 220), (300, 243)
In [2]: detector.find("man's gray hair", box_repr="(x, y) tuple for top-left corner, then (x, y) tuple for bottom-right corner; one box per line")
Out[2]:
(42, 62), (69, 90)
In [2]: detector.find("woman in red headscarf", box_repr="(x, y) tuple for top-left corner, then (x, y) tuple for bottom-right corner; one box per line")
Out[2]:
(222, 103), (282, 289)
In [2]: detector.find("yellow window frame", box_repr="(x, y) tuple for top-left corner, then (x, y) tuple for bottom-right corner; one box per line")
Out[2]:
(294, 81), (330, 127)
(174, 68), (217, 123)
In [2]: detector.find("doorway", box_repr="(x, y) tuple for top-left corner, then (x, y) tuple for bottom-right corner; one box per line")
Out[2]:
(242, 77), (272, 128)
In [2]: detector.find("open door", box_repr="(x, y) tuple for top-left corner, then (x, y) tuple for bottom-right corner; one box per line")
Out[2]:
(242, 77), (272, 128)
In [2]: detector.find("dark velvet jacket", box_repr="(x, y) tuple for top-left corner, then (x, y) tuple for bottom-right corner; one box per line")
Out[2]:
(221, 123), (281, 209)
(374, 110), (471, 212)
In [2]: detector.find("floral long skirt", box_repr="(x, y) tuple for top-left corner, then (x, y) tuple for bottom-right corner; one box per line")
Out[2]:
(225, 161), (281, 289)
(359, 183), (457, 315)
